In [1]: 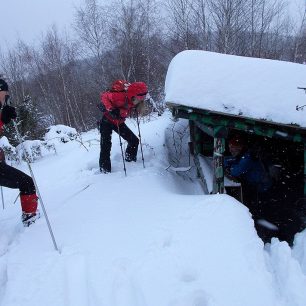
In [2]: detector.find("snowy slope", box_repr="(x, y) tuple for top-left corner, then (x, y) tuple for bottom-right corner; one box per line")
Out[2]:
(0, 112), (306, 306)
(165, 50), (306, 127)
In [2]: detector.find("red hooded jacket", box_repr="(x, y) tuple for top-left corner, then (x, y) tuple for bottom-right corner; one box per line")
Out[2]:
(100, 82), (148, 126)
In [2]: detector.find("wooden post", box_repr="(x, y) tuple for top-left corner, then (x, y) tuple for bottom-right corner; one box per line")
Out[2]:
(213, 137), (225, 194)
(304, 144), (306, 198)
(189, 120), (209, 194)
(190, 120), (202, 154)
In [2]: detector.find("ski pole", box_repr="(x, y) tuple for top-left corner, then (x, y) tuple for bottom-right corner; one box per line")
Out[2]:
(117, 123), (127, 176)
(13, 192), (20, 204)
(135, 111), (145, 168)
(1, 186), (4, 210)
(13, 120), (60, 253)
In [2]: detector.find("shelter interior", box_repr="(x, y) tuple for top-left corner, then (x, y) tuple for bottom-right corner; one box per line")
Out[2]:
(168, 103), (306, 244)
(194, 125), (305, 244)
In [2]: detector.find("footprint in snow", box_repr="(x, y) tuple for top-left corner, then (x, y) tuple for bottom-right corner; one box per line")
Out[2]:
(180, 267), (198, 283)
(110, 258), (147, 306)
(170, 289), (211, 306)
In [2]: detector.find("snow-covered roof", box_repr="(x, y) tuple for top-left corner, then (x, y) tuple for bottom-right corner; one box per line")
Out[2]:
(165, 50), (306, 128)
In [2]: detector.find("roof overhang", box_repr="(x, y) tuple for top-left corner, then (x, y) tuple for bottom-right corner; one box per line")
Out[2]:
(167, 102), (306, 142)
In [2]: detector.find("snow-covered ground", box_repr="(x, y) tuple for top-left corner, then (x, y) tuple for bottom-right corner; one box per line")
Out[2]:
(0, 112), (306, 306)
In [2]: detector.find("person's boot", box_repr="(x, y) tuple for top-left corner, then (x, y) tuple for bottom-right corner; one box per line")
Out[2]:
(99, 159), (111, 173)
(125, 153), (137, 162)
(22, 211), (41, 227)
(100, 167), (111, 174)
(20, 194), (40, 227)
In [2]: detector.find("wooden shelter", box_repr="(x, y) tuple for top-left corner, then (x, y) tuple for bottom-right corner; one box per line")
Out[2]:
(167, 104), (306, 195)
(165, 50), (306, 240)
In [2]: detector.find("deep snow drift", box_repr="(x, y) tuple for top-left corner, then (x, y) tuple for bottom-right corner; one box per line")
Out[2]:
(0, 112), (305, 306)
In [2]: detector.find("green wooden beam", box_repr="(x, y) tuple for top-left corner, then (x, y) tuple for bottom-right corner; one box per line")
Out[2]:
(192, 121), (202, 154)
(195, 121), (214, 137)
(170, 105), (306, 143)
(195, 121), (228, 138)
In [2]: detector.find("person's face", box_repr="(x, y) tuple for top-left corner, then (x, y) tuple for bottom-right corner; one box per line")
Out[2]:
(0, 90), (8, 105)
(229, 144), (243, 157)
(132, 95), (145, 105)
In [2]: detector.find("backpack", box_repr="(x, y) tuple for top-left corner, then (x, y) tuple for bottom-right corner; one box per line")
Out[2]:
(110, 80), (130, 92)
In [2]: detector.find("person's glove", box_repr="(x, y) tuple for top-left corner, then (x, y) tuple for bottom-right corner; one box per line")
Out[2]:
(97, 103), (106, 113)
(224, 168), (240, 183)
(108, 108), (121, 119)
(1, 105), (17, 124)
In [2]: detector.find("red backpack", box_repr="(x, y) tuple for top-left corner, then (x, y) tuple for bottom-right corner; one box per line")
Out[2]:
(111, 80), (130, 92)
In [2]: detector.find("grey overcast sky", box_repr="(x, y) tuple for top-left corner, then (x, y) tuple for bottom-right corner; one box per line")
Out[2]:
(0, 0), (83, 48)
(0, 0), (305, 49)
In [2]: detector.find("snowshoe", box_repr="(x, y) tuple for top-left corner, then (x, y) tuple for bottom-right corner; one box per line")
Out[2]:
(22, 210), (41, 227)
(125, 154), (137, 162)
(100, 167), (111, 174)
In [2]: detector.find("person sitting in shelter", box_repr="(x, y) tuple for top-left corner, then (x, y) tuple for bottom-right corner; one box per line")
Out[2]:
(224, 134), (273, 217)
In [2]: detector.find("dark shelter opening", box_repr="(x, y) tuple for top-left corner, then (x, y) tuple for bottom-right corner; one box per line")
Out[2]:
(191, 124), (305, 245)
(224, 129), (305, 245)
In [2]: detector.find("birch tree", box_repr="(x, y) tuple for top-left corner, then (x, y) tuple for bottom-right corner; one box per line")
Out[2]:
(74, 0), (110, 87)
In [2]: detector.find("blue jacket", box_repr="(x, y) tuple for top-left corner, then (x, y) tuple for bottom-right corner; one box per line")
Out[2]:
(224, 150), (272, 193)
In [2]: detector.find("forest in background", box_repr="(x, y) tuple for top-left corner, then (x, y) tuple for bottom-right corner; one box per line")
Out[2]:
(0, 0), (305, 140)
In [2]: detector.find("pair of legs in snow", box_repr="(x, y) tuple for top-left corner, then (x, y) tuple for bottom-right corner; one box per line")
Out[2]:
(0, 161), (39, 226)
(99, 118), (139, 173)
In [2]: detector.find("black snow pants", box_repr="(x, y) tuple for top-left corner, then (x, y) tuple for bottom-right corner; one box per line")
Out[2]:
(0, 162), (36, 195)
(99, 118), (139, 172)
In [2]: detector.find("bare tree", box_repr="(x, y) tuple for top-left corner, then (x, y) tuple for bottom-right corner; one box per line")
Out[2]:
(1, 40), (32, 102)
(249, 0), (287, 58)
(0, 41), (48, 139)
(164, 0), (200, 52)
(74, 0), (110, 88)
(37, 26), (88, 130)
(291, 2), (306, 63)
(190, 0), (213, 51)
(207, 0), (249, 54)
(107, 0), (154, 80)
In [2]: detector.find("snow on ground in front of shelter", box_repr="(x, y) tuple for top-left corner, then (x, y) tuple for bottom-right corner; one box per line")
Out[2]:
(0, 112), (306, 306)
(165, 50), (306, 127)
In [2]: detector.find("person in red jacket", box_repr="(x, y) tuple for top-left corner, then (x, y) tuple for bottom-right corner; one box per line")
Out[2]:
(99, 80), (148, 173)
(0, 79), (39, 226)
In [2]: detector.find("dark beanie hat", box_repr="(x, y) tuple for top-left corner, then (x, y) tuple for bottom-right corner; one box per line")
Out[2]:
(229, 134), (247, 147)
(0, 79), (8, 91)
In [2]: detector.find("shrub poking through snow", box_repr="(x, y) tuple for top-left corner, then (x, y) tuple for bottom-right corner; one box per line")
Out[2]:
(16, 140), (56, 163)
(0, 136), (19, 162)
(0, 125), (78, 164)
(44, 125), (78, 143)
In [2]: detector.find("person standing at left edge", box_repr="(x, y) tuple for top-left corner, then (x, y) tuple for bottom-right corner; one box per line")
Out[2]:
(0, 79), (40, 226)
